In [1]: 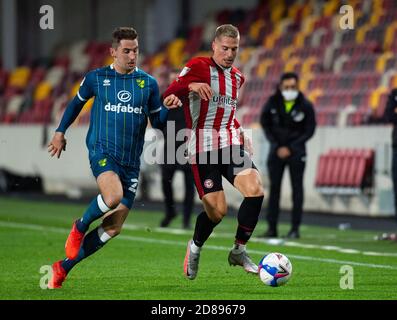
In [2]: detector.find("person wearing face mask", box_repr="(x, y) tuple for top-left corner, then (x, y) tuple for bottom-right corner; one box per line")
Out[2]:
(259, 72), (316, 239)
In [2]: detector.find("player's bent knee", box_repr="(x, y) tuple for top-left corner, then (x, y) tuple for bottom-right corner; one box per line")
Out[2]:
(245, 184), (265, 197)
(202, 194), (227, 222)
(102, 194), (123, 209)
(213, 212), (225, 223)
(207, 208), (226, 223)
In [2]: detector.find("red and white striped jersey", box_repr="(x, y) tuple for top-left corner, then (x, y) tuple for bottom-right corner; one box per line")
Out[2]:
(164, 57), (245, 155)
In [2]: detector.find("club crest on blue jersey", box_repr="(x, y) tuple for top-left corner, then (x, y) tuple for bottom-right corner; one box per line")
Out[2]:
(98, 158), (107, 167)
(136, 79), (145, 88)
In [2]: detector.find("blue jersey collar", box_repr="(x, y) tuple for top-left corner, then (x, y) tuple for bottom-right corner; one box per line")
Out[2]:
(109, 63), (138, 75)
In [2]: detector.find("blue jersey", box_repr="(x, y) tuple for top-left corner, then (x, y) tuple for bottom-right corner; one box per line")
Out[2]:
(57, 64), (168, 167)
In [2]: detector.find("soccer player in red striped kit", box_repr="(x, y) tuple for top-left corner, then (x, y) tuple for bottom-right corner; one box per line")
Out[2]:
(164, 24), (265, 280)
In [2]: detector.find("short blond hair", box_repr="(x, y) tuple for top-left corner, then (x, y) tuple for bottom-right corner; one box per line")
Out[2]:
(214, 24), (240, 40)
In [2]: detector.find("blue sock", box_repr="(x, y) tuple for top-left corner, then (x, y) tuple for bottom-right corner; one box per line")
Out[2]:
(76, 195), (111, 233)
(61, 226), (111, 273)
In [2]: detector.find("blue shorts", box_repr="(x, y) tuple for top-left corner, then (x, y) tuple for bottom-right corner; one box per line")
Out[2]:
(89, 153), (140, 209)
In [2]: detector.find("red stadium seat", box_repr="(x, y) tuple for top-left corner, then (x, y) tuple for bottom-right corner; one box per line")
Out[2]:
(316, 148), (375, 194)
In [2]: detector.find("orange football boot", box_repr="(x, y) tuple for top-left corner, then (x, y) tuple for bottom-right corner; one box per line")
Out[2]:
(65, 220), (85, 259)
(48, 260), (67, 289)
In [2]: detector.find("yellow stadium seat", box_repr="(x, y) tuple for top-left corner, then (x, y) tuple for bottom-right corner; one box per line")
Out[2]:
(284, 57), (301, 72)
(9, 66), (31, 89)
(323, 0), (339, 17)
(369, 11), (384, 26)
(34, 81), (52, 101)
(249, 19), (265, 42)
(301, 57), (318, 75)
(151, 53), (166, 69)
(300, 73), (315, 92)
(293, 31), (307, 48)
(384, 22), (397, 50)
(263, 29), (282, 49)
(287, 2), (302, 20)
(307, 88), (323, 104)
(167, 38), (186, 68)
(270, 1), (285, 24)
(376, 52), (394, 73)
(356, 24), (371, 44)
(256, 59), (273, 78)
(301, 1), (314, 18)
(281, 46), (295, 61)
(238, 47), (255, 65)
(369, 87), (389, 110)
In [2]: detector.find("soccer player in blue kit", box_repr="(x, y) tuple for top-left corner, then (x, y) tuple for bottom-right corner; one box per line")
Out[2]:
(46, 27), (181, 288)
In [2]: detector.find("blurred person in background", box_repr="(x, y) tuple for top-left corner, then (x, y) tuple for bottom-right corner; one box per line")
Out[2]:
(46, 27), (181, 288)
(259, 72), (316, 239)
(160, 69), (195, 229)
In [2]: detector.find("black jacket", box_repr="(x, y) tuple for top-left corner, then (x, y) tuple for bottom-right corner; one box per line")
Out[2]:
(260, 90), (316, 157)
(383, 88), (397, 148)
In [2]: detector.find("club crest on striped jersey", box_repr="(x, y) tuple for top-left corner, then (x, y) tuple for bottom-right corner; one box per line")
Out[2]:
(136, 79), (145, 88)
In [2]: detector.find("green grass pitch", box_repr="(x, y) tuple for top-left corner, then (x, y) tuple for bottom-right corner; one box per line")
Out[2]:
(0, 196), (396, 300)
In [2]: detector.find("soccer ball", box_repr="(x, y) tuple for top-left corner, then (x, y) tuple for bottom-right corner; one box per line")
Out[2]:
(258, 252), (292, 287)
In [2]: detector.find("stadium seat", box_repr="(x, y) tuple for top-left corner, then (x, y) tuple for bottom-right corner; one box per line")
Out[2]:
(45, 66), (65, 88)
(3, 95), (25, 123)
(8, 67), (31, 90)
(315, 148), (375, 194)
(34, 81), (52, 101)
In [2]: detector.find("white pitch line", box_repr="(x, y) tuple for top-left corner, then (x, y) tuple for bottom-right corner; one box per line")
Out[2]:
(1, 220), (397, 270)
(122, 223), (397, 258)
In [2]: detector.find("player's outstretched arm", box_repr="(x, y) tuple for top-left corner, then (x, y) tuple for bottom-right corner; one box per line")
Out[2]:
(48, 132), (67, 159)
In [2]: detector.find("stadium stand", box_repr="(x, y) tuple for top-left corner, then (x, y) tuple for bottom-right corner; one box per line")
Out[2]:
(1, 0), (397, 128)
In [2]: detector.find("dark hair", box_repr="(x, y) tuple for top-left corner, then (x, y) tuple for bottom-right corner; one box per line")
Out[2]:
(280, 72), (299, 83)
(112, 27), (138, 48)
